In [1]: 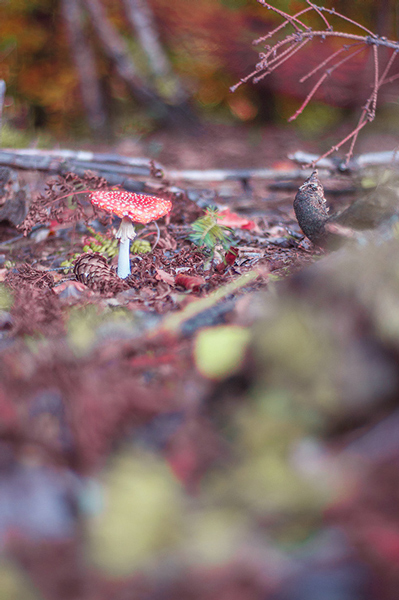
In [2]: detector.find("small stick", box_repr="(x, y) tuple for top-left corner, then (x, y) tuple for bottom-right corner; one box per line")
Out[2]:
(152, 221), (160, 249)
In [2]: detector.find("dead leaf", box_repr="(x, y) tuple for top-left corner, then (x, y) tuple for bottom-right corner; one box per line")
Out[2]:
(175, 274), (206, 291)
(217, 207), (256, 230)
(53, 281), (88, 296)
(155, 269), (175, 286)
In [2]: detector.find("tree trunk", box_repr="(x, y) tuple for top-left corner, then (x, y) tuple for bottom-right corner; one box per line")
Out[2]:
(0, 80), (5, 144)
(121, 0), (188, 104)
(82, 0), (188, 124)
(61, 0), (109, 135)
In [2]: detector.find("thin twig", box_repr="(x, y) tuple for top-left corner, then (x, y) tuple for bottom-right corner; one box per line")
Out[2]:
(235, 1), (399, 165)
(152, 220), (160, 250)
(380, 71), (399, 85)
(299, 42), (364, 83)
(253, 6), (313, 45)
(290, 149), (399, 170)
(233, 30), (382, 93)
(370, 44), (379, 116)
(288, 45), (367, 122)
(378, 49), (399, 86)
(254, 39), (311, 84)
(0, 233), (24, 247)
(318, 4), (375, 36)
(257, 0), (311, 33)
(306, 0), (331, 30)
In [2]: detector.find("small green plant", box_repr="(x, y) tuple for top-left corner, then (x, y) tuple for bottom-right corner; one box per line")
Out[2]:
(60, 227), (153, 273)
(82, 226), (119, 258)
(131, 239), (151, 254)
(188, 207), (233, 254)
(60, 254), (82, 274)
(60, 226), (119, 273)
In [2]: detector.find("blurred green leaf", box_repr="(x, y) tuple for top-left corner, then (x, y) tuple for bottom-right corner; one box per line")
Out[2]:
(0, 560), (42, 600)
(194, 325), (250, 379)
(0, 285), (13, 311)
(89, 450), (183, 575)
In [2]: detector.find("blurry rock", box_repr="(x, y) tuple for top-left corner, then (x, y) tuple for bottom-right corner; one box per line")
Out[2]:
(0, 190), (27, 227)
(0, 464), (79, 543)
(0, 167), (11, 197)
(294, 170), (399, 249)
(251, 238), (399, 429)
(271, 528), (372, 600)
(273, 560), (370, 600)
(0, 167), (27, 227)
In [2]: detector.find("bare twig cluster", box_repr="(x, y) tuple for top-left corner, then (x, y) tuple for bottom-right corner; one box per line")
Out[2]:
(19, 171), (109, 236)
(232, 0), (399, 166)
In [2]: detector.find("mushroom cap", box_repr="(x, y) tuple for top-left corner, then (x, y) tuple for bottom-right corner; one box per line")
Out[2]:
(89, 190), (172, 224)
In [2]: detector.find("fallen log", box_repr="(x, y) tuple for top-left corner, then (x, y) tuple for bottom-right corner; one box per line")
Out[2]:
(290, 150), (399, 172)
(0, 148), (320, 186)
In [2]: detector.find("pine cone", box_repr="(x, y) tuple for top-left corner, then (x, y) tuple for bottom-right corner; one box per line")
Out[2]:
(73, 253), (128, 294)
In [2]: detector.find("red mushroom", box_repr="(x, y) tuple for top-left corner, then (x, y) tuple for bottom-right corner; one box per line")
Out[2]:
(89, 190), (172, 279)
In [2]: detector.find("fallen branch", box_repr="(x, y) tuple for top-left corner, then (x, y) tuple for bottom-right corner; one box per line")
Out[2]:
(166, 166), (316, 182)
(0, 149), (157, 191)
(0, 148), (323, 184)
(4, 147), (399, 187)
(290, 149), (399, 171)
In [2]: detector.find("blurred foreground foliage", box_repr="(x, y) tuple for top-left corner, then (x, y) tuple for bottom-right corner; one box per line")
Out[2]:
(85, 239), (399, 576)
(1, 230), (399, 595)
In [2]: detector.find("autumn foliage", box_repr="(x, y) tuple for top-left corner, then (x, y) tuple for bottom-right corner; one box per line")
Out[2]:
(2, 0), (397, 135)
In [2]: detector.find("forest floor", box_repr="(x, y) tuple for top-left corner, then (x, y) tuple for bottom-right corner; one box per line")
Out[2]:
(0, 122), (399, 599)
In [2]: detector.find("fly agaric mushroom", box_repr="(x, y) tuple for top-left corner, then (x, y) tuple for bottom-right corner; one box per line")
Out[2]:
(89, 190), (172, 279)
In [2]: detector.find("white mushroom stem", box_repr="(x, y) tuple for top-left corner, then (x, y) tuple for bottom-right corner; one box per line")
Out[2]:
(115, 217), (136, 279)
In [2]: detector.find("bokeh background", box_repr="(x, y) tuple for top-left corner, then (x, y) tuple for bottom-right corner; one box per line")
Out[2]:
(1, 0), (399, 151)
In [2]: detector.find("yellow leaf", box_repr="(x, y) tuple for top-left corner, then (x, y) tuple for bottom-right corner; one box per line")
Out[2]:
(194, 325), (250, 379)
